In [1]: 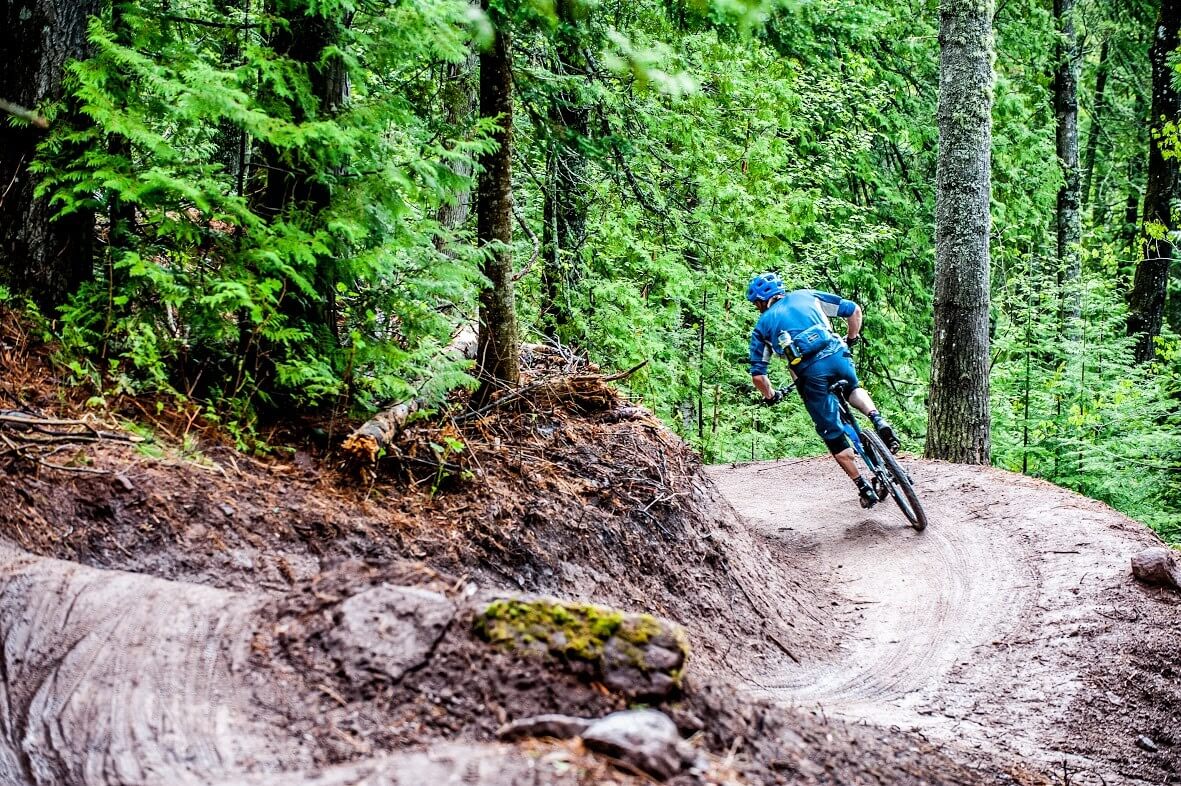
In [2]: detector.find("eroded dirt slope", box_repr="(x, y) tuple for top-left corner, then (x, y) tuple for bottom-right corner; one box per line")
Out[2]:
(709, 457), (1180, 785)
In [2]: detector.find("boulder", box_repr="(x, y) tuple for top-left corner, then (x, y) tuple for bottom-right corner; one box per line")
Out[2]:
(328, 585), (456, 684)
(582, 709), (700, 781)
(474, 596), (689, 698)
(1131, 547), (1181, 591)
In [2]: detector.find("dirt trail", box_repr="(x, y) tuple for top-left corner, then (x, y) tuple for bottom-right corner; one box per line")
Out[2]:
(708, 457), (1176, 785)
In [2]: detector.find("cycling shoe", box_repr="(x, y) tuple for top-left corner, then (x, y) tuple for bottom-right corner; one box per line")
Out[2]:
(858, 484), (879, 509)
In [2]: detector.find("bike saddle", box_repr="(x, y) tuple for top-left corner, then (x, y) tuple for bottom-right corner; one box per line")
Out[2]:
(829, 381), (850, 396)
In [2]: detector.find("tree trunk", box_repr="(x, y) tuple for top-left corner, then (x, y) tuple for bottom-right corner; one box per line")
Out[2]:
(540, 117), (590, 339)
(213, 0), (253, 197)
(1081, 39), (1109, 214)
(1054, 0), (1081, 329)
(1127, 0), (1181, 362)
(255, 2), (349, 350)
(926, 0), (994, 465)
(434, 56), (477, 247)
(540, 2), (590, 341)
(1122, 146), (1146, 256)
(474, 17), (521, 398)
(0, 0), (100, 312)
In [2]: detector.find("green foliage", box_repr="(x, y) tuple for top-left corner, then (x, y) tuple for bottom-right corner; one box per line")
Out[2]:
(991, 262), (1181, 538)
(34, 0), (489, 418)
(18, 0), (1180, 536)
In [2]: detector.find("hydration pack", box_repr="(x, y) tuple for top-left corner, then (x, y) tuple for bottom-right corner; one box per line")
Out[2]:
(785, 324), (833, 366)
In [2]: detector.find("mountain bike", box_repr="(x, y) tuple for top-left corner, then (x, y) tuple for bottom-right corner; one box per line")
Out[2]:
(768, 380), (928, 532)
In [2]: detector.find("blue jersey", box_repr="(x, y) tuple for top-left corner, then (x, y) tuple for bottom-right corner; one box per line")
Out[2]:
(748, 289), (856, 376)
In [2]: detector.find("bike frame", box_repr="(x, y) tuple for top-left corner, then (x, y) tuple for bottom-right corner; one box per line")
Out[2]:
(830, 384), (884, 475)
(768, 378), (927, 530)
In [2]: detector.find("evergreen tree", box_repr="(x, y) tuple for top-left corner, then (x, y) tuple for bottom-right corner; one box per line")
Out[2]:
(1127, 0), (1181, 360)
(927, 0), (995, 464)
(475, 1), (521, 396)
(539, 0), (592, 340)
(0, 0), (101, 311)
(1054, 0), (1081, 328)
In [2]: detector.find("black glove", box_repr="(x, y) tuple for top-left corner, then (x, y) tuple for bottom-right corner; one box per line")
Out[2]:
(845, 334), (861, 348)
(760, 390), (784, 407)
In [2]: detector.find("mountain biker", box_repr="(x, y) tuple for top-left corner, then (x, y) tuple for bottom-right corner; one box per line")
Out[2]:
(746, 272), (901, 509)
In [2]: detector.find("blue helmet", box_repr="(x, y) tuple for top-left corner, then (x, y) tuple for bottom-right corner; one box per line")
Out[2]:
(746, 272), (785, 303)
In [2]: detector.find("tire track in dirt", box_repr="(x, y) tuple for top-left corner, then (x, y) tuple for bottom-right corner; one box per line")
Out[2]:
(707, 457), (1169, 784)
(0, 547), (299, 786)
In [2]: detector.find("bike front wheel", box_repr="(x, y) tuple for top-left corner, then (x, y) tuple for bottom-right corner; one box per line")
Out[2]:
(861, 428), (928, 532)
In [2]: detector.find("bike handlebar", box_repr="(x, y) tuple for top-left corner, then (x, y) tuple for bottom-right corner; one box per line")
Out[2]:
(743, 382), (797, 407)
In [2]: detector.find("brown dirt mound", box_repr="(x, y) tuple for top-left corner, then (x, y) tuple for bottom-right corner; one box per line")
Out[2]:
(0, 314), (830, 680)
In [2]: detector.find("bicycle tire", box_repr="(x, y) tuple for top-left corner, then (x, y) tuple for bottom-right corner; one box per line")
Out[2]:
(860, 428), (929, 532)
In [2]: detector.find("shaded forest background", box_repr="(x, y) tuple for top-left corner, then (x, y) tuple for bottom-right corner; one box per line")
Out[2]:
(0, 0), (1178, 539)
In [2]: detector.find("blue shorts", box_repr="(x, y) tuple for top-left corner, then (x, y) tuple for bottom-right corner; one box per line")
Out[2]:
(796, 349), (861, 453)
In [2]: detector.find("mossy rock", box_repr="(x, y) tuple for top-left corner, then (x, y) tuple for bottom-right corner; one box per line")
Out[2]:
(474, 596), (690, 697)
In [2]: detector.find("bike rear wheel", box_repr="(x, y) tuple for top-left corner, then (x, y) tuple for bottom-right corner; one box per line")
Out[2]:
(861, 428), (928, 532)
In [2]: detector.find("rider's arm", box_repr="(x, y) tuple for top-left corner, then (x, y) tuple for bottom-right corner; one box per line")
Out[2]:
(748, 326), (778, 401)
(812, 290), (860, 340)
(845, 303), (863, 341)
(752, 374), (774, 399)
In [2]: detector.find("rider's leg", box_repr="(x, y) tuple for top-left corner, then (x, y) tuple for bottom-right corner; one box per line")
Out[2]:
(800, 370), (879, 506)
(833, 447), (859, 479)
(847, 386), (876, 417)
(834, 445), (878, 507)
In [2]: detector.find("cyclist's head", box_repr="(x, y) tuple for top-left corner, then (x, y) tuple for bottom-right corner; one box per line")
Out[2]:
(746, 272), (786, 311)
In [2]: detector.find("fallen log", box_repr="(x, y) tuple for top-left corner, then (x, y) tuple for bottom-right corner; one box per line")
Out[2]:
(341, 325), (478, 467)
(342, 334), (631, 476)
(1131, 547), (1181, 591)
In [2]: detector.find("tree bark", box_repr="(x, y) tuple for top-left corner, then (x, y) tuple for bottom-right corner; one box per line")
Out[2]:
(540, 0), (590, 340)
(1081, 39), (1109, 215)
(1054, 0), (1081, 329)
(926, 0), (994, 465)
(0, 0), (100, 312)
(474, 17), (521, 399)
(435, 56), (477, 247)
(1127, 0), (1181, 362)
(255, 1), (350, 349)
